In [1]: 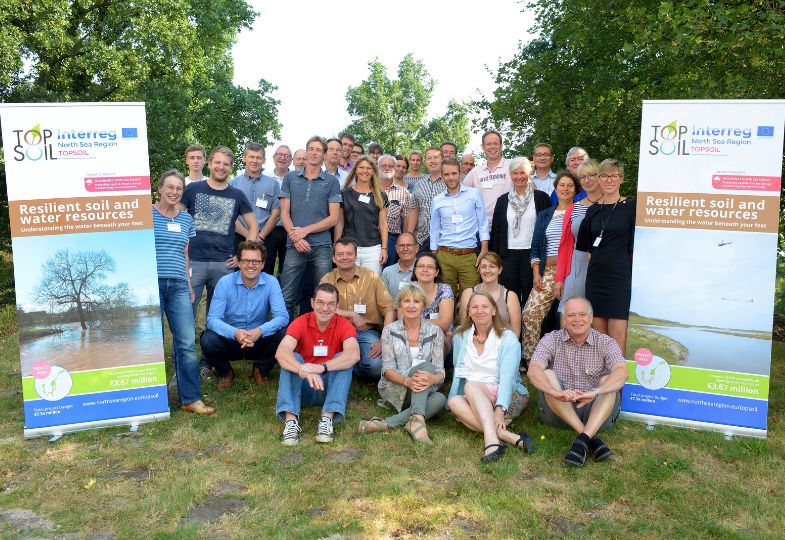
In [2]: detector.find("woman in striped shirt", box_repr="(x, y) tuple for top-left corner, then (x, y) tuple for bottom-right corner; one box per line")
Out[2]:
(521, 171), (581, 368)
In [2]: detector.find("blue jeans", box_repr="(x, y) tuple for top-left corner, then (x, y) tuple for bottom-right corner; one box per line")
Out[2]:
(280, 244), (333, 317)
(158, 278), (201, 404)
(276, 353), (352, 422)
(383, 233), (398, 269)
(354, 329), (382, 379)
(190, 260), (234, 317)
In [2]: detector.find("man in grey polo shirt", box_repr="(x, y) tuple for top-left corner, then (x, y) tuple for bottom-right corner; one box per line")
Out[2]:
(279, 136), (342, 317)
(381, 232), (417, 303)
(231, 142), (281, 277)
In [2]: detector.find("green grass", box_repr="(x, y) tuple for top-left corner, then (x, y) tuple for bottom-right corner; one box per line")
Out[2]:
(1, 323), (784, 538)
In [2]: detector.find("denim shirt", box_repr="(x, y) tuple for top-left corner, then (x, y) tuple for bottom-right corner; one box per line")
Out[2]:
(379, 319), (444, 411)
(529, 206), (557, 277)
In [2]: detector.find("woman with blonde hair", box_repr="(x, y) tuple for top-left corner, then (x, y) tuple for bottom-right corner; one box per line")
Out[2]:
(358, 284), (446, 443)
(576, 159), (636, 355)
(335, 156), (389, 273)
(448, 291), (531, 463)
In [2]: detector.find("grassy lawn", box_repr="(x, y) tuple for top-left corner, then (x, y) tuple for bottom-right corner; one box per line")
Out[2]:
(1, 326), (784, 539)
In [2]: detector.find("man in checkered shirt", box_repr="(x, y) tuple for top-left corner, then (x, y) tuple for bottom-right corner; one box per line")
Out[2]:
(528, 296), (629, 467)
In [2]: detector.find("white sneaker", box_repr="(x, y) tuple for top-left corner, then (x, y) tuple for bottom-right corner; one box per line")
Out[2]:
(281, 419), (301, 446)
(315, 416), (334, 443)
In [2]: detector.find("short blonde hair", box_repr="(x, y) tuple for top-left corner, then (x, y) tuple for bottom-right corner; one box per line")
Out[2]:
(598, 158), (624, 177)
(396, 284), (427, 309)
(576, 159), (599, 177)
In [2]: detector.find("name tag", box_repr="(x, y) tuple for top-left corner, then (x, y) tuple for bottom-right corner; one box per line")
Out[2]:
(358, 194), (371, 204)
(454, 367), (469, 378)
(482, 181), (495, 189)
(167, 223), (181, 233)
(256, 197), (268, 209)
(313, 345), (328, 357)
(398, 281), (410, 290)
(428, 312), (439, 320)
(451, 214), (464, 224)
(593, 236), (602, 247)
(354, 304), (367, 314)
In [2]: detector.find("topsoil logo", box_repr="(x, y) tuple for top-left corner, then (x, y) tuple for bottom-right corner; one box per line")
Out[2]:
(11, 124), (57, 162)
(648, 121), (690, 156)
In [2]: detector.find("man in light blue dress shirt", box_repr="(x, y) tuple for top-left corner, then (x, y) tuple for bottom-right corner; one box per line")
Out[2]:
(201, 241), (289, 389)
(429, 158), (489, 299)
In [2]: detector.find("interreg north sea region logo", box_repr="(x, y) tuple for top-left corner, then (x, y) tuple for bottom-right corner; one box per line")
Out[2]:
(12, 123), (131, 161)
(650, 120), (770, 157)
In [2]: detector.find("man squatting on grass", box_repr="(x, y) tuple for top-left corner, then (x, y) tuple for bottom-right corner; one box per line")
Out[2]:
(526, 296), (629, 466)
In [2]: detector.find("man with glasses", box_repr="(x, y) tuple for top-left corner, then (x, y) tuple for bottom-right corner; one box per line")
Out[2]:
(531, 142), (557, 198)
(378, 154), (410, 267)
(200, 241), (289, 388)
(351, 143), (363, 163)
(266, 145), (294, 278)
(463, 130), (513, 226)
(381, 232), (418, 303)
(275, 283), (360, 445)
(460, 152), (475, 178)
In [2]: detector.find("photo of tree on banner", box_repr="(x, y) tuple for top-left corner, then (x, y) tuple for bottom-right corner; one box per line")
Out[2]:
(629, 228), (774, 377)
(13, 230), (163, 376)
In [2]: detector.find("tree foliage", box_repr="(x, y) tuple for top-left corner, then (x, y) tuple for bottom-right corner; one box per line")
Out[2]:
(344, 55), (471, 154)
(0, 0), (281, 253)
(477, 0), (785, 194)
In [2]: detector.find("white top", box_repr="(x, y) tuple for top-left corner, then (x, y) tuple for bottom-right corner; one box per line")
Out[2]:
(464, 327), (499, 383)
(409, 347), (421, 359)
(506, 196), (537, 249)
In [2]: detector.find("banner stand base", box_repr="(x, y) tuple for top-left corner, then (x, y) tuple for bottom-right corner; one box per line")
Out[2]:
(620, 411), (766, 440)
(24, 412), (170, 440)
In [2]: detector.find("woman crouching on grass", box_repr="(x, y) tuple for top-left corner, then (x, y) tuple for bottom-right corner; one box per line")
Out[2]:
(447, 291), (531, 463)
(358, 284), (446, 443)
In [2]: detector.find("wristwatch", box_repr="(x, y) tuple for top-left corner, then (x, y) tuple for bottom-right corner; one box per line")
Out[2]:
(321, 362), (329, 374)
(494, 404), (506, 413)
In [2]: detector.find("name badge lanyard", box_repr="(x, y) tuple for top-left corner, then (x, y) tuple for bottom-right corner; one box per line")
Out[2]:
(595, 200), (620, 247)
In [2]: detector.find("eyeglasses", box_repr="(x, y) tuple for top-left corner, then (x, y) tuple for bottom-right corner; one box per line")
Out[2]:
(598, 173), (622, 181)
(533, 152), (552, 158)
(239, 259), (263, 266)
(273, 153), (291, 159)
(416, 264), (437, 270)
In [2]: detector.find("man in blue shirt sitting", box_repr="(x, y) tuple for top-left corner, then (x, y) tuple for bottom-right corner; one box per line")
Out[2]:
(201, 241), (289, 389)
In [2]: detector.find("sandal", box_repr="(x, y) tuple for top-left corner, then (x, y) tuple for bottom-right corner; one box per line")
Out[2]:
(564, 437), (589, 467)
(481, 443), (507, 463)
(405, 416), (433, 444)
(358, 417), (389, 434)
(589, 437), (613, 461)
(514, 431), (534, 454)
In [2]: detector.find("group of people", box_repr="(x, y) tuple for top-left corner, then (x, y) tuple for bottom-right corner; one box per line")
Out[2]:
(151, 130), (635, 466)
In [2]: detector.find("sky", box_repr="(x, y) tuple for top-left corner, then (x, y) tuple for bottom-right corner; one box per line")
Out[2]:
(12, 230), (160, 312)
(231, 0), (535, 160)
(630, 227), (777, 331)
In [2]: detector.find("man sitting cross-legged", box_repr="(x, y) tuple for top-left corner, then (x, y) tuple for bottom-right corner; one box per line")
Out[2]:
(275, 283), (360, 445)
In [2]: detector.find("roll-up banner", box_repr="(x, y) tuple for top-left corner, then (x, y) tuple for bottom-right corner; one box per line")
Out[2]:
(0, 103), (170, 438)
(622, 100), (785, 438)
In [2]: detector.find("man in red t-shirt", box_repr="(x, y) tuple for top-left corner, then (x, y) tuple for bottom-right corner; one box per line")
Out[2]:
(275, 283), (360, 445)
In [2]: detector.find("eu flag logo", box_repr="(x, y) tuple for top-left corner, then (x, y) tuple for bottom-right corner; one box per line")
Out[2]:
(122, 127), (138, 138)
(757, 126), (774, 137)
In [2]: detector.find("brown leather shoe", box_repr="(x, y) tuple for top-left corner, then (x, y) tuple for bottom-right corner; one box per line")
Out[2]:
(217, 368), (234, 389)
(181, 400), (215, 415)
(252, 366), (269, 385)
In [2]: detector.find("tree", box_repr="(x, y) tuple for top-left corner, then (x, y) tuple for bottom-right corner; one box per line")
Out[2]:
(35, 249), (116, 330)
(0, 0), (281, 247)
(477, 0), (785, 195)
(344, 55), (471, 154)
